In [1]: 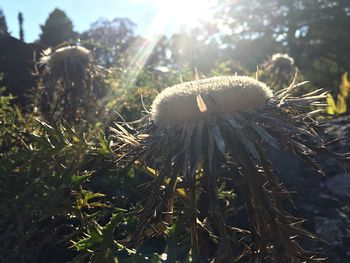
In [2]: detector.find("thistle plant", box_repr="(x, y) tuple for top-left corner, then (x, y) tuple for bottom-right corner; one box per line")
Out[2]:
(113, 75), (349, 262)
(261, 53), (297, 91)
(39, 44), (106, 123)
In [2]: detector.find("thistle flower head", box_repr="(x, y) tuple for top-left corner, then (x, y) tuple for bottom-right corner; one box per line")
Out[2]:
(271, 53), (294, 65)
(38, 44), (106, 122)
(261, 53), (297, 91)
(151, 76), (273, 126)
(113, 75), (348, 262)
(40, 45), (92, 77)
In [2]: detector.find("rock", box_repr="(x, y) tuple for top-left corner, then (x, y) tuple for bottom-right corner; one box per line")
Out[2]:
(325, 173), (350, 199)
(314, 217), (343, 246)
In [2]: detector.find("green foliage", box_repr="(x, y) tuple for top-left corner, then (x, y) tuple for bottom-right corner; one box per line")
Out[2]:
(326, 72), (350, 114)
(80, 18), (136, 68)
(0, 92), (177, 262)
(1, 1), (349, 261)
(216, 0), (350, 90)
(0, 93), (111, 262)
(211, 61), (249, 77)
(105, 64), (195, 121)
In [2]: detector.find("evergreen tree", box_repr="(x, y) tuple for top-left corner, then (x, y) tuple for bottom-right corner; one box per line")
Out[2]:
(0, 8), (9, 36)
(39, 8), (77, 46)
(18, 12), (24, 41)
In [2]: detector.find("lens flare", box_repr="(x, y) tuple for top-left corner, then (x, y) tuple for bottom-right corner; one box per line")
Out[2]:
(153, 0), (214, 29)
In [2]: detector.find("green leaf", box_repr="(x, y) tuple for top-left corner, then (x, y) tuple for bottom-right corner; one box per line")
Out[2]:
(97, 129), (110, 154)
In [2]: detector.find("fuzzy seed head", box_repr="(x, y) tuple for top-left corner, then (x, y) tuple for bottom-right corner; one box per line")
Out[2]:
(271, 53), (294, 66)
(40, 46), (92, 70)
(151, 76), (273, 126)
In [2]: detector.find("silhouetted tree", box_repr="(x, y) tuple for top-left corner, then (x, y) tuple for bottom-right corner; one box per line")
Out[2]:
(288, 0), (350, 88)
(39, 8), (77, 46)
(168, 28), (221, 74)
(0, 8), (8, 36)
(18, 12), (24, 41)
(215, 0), (350, 89)
(0, 36), (38, 107)
(143, 35), (170, 67)
(80, 18), (136, 67)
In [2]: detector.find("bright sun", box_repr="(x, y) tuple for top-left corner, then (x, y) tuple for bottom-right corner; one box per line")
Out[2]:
(153, 0), (214, 29)
(123, 0), (215, 89)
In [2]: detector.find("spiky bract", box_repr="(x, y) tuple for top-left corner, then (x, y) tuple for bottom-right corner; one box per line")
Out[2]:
(113, 76), (349, 262)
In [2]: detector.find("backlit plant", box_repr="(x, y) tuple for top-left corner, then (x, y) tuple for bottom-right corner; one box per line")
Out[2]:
(39, 44), (107, 123)
(261, 53), (297, 91)
(113, 75), (349, 262)
(326, 72), (350, 115)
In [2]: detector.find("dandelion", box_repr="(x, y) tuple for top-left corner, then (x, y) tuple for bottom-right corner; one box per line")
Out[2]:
(113, 75), (349, 262)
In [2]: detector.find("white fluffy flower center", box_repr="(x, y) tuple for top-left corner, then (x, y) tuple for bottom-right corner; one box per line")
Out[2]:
(151, 76), (273, 125)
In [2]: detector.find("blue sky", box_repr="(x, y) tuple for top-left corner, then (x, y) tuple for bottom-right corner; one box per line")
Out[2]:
(1, 0), (173, 42)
